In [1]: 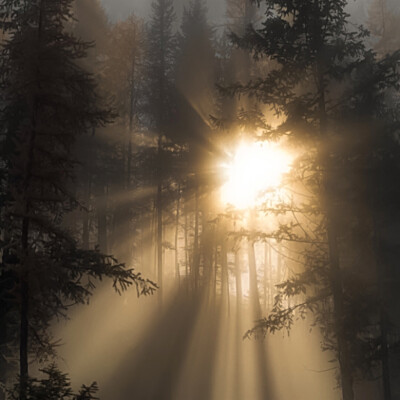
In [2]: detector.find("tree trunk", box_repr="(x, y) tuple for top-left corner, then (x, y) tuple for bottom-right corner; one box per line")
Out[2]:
(380, 298), (391, 400)
(235, 247), (242, 308)
(248, 210), (261, 317)
(326, 223), (354, 400)
(373, 216), (391, 400)
(316, 47), (354, 398)
(263, 241), (269, 311)
(20, 219), (29, 400)
(82, 173), (91, 250)
(18, 3), (45, 397)
(156, 138), (163, 308)
(175, 185), (181, 283)
(193, 186), (200, 290)
(221, 230), (229, 309)
(184, 210), (189, 279)
(234, 248), (243, 400)
(248, 238), (261, 318)
(247, 217), (271, 399)
(96, 184), (108, 253)
(127, 46), (135, 191)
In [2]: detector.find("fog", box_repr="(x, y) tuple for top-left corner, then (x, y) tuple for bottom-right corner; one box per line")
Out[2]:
(101, 0), (226, 24)
(2, 0), (400, 400)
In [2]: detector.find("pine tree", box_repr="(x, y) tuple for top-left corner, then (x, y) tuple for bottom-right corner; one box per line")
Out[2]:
(0, 0), (155, 397)
(223, 0), (400, 398)
(174, 0), (216, 289)
(8, 364), (99, 400)
(368, 0), (400, 56)
(104, 14), (147, 265)
(147, 0), (176, 133)
(146, 0), (176, 306)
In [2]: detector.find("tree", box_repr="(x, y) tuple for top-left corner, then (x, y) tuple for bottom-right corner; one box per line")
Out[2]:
(146, 0), (176, 306)
(101, 14), (147, 265)
(0, 0), (156, 398)
(146, 0), (176, 133)
(70, 0), (111, 253)
(368, 0), (400, 56)
(223, 0), (400, 399)
(8, 364), (99, 400)
(174, 0), (216, 290)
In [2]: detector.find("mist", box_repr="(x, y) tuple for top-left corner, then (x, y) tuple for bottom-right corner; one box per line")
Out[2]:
(1, 1), (400, 400)
(100, 0), (226, 24)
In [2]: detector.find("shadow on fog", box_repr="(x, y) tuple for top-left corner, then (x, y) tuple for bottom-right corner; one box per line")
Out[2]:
(55, 275), (339, 400)
(100, 281), (277, 400)
(101, 283), (223, 400)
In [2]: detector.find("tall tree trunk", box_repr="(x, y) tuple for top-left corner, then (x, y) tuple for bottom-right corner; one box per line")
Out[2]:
(185, 210), (189, 279)
(234, 247), (243, 400)
(248, 238), (261, 318)
(373, 214), (391, 399)
(18, 3), (45, 397)
(127, 42), (136, 191)
(127, 129), (133, 190)
(248, 210), (261, 318)
(326, 223), (354, 400)
(213, 242), (218, 301)
(263, 241), (269, 311)
(380, 293), (391, 400)
(247, 214), (271, 398)
(235, 247), (242, 308)
(317, 61), (354, 399)
(175, 185), (181, 283)
(96, 184), (108, 253)
(20, 220), (30, 400)
(82, 173), (91, 250)
(221, 229), (229, 309)
(156, 138), (163, 308)
(193, 186), (200, 290)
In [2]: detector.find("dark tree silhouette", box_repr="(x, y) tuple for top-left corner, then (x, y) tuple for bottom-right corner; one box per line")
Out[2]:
(0, 1), (155, 398)
(146, 0), (176, 306)
(222, 0), (400, 399)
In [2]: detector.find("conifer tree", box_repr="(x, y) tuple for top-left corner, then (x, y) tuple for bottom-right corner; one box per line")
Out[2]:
(174, 0), (216, 289)
(0, 0), (155, 398)
(368, 0), (400, 56)
(146, 0), (176, 306)
(104, 14), (146, 265)
(223, 0), (400, 398)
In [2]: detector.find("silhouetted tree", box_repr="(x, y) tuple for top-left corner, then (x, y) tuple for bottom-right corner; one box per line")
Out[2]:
(146, 0), (176, 306)
(0, 0), (156, 398)
(223, 0), (400, 398)
(8, 364), (98, 400)
(368, 0), (400, 56)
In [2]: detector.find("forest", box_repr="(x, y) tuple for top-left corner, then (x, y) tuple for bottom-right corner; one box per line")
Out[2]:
(1, 0), (400, 399)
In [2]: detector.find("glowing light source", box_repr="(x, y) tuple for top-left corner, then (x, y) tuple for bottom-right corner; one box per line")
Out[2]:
(221, 141), (292, 209)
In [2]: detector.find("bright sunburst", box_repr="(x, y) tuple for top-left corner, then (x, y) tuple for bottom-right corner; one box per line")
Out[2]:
(221, 141), (292, 209)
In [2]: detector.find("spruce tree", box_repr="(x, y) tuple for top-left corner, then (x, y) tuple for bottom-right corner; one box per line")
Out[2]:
(174, 0), (216, 289)
(368, 0), (400, 56)
(104, 14), (146, 265)
(223, 0), (400, 398)
(0, 0), (155, 398)
(146, 0), (176, 306)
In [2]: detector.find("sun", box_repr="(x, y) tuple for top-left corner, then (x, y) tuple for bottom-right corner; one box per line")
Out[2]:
(220, 141), (292, 209)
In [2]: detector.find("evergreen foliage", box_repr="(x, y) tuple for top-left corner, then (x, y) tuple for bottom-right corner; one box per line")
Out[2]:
(146, 0), (176, 133)
(0, 0), (156, 396)
(8, 364), (99, 400)
(222, 0), (400, 398)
